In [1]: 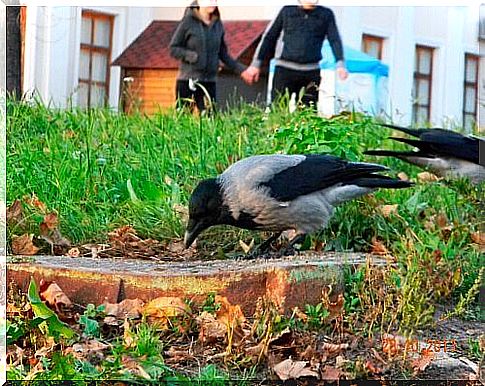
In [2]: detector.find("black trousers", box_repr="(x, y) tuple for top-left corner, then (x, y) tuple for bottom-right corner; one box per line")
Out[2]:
(272, 66), (321, 107)
(176, 79), (216, 112)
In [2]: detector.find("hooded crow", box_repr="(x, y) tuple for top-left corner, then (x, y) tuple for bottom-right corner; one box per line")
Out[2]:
(364, 124), (484, 184)
(184, 154), (412, 253)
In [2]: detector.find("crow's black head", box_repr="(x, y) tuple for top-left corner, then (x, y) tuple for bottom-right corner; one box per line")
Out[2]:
(184, 178), (225, 248)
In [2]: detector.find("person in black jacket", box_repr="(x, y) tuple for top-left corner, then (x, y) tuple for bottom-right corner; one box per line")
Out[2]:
(241, 0), (348, 108)
(169, 1), (246, 113)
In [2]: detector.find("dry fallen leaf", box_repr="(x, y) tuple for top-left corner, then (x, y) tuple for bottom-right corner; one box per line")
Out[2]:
(24, 194), (47, 213)
(165, 346), (194, 363)
(321, 342), (349, 357)
(370, 237), (390, 255)
(40, 282), (73, 310)
(471, 231), (485, 245)
(377, 204), (398, 218)
(104, 298), (145, 319)
(123, 319), (136, 348)
(143, 296), (188, 328)
(365, 360), (382, 375)
(272, 358), (319, 381)
(121, 355), (151, 380)
(7, 200), (24, 227)
(320, 365), (342, 380)
(417, 171), (440, 183)
(215, 295), (246, 333)
(397, 172), (409, 181)
(239, 239), (254, 254)
(11, 234), (39, 255)
(40, 212), (59, 232)
(72, 339), (110, 357)
(196, 311), (227, 344)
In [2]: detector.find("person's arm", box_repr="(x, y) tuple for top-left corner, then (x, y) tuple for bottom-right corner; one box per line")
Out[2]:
(326, 10), (344, 68)
(250, 7), (285, 69)
(242, 7), (285, 84)
(169, 18), (198, 63)
(325, 10), (348, 80)
(219, 33), (246, 74)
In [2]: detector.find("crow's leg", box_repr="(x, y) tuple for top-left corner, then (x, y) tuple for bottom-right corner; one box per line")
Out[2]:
(280, 233), (307, 256)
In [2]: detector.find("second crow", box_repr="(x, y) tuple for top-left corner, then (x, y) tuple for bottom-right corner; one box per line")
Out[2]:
(365, 124), (484, 184)
(184, 154), (412, 255)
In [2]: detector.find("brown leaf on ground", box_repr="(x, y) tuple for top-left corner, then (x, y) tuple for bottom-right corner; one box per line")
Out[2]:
(377, 204), (398, 218)
(108, 226), (142, 244)
(7, 200), (24, 227)
(321, 288), (344, 320)
(165, 346), (194, 363)
(24, 194), (47, 213)
(239, 239), (254, 254)
(215, 295), (247, 342)
(272, 358), (319, 381)
(417, 171), (440, 183)
(412, 349), (435, 374)
(121, 355), (151, 380)
(123, 320), (136, 348)
(34, 337), (56, 358)
(397, 172), (409, 181)
(40, 212), (59, 232)
(365, 360), (383, 375)
(320, 365), (342, 380)
(143, 296), (188, 328)
(40, 282), (72, 310)
(321, 342), (349, 357)
(103, 299), (144, 319)
(11, 234), (39, 255)
(71, 339), (110, 359)
(196, 311), (227, 344)
(471, 231), (485, 245)
(435, 213), (449, 229)
(370, 237), (390, 255)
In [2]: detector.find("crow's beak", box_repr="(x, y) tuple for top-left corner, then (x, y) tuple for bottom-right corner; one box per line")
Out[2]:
(184, 219), (206, 248)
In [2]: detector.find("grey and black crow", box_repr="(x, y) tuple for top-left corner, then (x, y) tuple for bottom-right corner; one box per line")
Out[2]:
(365, 124), (484, 184)
(184, 154), (412, 254)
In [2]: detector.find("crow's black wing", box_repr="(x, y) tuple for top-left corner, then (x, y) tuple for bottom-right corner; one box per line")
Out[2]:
(260, 154), (387, 202)
(381, 124), (481, 163)
(417, 131), (479, 163)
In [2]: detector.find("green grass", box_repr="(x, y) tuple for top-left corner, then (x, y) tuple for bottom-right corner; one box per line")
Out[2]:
(7, 98), (483, 311)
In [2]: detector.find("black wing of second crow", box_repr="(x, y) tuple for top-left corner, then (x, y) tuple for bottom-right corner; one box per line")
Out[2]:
(381, 124), (480, 164)
(260, 154), (387, 202)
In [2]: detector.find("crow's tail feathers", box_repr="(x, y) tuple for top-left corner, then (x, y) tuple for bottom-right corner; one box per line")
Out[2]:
(379, 123), (423, 137)
(350, 174), (413, 189)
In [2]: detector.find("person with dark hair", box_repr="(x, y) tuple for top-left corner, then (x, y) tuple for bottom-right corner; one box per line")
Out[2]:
(241, 0), (348, 108)
(169, 0), (246, 113)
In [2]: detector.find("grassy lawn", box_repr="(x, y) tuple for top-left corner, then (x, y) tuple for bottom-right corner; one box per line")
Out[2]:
(6, 99), (484, 382)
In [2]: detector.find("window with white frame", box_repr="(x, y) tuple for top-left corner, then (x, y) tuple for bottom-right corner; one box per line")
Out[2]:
(412, 45), (434, 124)
(78, 10), (113, 108)
(463, 54), (479, 131)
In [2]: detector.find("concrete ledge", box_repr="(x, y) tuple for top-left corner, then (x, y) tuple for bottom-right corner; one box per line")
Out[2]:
(7, 253), (385, 313)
